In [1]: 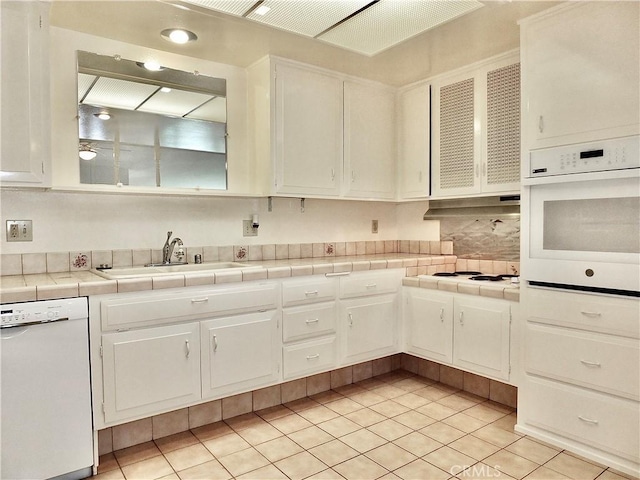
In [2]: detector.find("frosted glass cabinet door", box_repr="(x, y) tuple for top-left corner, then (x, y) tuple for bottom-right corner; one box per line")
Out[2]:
(521, 2), (640, 149)
(102, 323), (201, 424)
(343, 80), (396, 199)
(201, 310), (280, 399)
(274, 63), (343, 196)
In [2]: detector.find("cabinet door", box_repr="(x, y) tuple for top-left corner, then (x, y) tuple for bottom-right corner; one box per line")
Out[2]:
(201, 310), (280, 399)
(398, 82), (431, 199)
(341, 294), (398, 364)
(404, 289), (453, 364)
(453, 296), (510, 381)
(521, 2), (640, 150)
(0, 1), (50, 185)
(432, 72), (480, 197)
(274, 63), (342, 196)
(102, 323), (201, 424)
(482, 62), (520, 194)
(343, 80), (395, 199)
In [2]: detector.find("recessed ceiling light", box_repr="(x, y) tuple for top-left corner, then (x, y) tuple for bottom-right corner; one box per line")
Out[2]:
(139, 61), (164, 71)
(254, 5), (270, 16)
(161, 28), (198, 44)
(160, 87), (172, 93)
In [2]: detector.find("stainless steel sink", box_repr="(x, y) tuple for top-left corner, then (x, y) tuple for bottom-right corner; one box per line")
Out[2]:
(91, 262), (263, 279)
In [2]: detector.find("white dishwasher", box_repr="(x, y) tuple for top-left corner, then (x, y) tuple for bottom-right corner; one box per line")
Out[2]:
(1, 298), (93, 480)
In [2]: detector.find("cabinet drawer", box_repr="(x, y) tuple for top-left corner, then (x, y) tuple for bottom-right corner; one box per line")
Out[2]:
(526, 287), (639, 338)
(283, 302), (336, 343)
(101, 283), (278, 330)
(524, 377), (639, 462)
(526, 324), (639, 400)
(340, 270), (402, 298)
(282, 277), (337, 307)
(283, 336), (336, 379)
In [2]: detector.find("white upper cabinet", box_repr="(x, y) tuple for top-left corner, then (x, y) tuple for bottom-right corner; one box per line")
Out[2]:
(343, 80), (396, 199)
(274, 62), (343, 196)
(431, 52), (520, 198)
(520, 2), (640, 151)
(397, 82), (431, 199)
(249, 57), (397, 200)
(0, 1), (50, 186)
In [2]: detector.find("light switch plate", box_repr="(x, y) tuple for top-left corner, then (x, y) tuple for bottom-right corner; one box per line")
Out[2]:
(372, 219), (379, 234)
(6, 220), (33, 242)
(243, 220), (258, 237)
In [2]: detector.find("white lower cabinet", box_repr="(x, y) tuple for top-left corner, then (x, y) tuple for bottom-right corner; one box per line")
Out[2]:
(404, 287), (512, 382)
(518, 286), (640, 477)
(453, 296), (511, 380)
(281, 277), (339, 380)
(341, 294), (398, 364)
(405, 289), (452, 364)
(201, 310), (280, 399)
(102, 322), (201, 424)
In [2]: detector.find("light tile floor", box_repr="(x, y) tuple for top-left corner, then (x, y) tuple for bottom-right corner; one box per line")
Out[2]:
(91, 371), (634, 480)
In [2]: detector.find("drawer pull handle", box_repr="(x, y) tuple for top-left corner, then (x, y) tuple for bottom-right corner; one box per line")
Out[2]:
(305, 290), (319, 296)
(580, 310), (602, 318)
(306, 354), (320, 360)
(365, 283), (377, 289)
(212, 334), (218, 352)
(191, 298), (209, 304)
(439, 307), (445, 322)
(348, 312), (354, 327)
(305, 318), (319, 325)
(185, 340), (190, 358)
(578, 415), (599, 425)
(580, 359), (602, 368)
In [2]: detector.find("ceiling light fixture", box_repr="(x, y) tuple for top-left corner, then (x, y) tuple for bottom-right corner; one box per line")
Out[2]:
(94, 112), (111, 120)
(136, 61), (165, 71)
(79, 144), (97, 161)
(161, 28), (198, 44)
(254, 5), (270, 15)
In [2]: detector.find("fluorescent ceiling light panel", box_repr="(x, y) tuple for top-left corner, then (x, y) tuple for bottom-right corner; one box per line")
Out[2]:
(186, 96), (227, 123)
(245, 0), (372, 37)
(137, 89), (215, 117)
(318, 0), (484, 56)
(78, 73), (97, 102)
(82, 77), (159, 110)
(179, 0), (257, 16)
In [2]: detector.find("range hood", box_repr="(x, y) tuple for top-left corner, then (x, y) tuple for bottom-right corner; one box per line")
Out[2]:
(423, 195), (520, 220)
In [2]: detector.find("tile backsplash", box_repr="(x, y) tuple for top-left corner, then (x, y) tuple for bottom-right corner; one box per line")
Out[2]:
(0, 240), (458, 276)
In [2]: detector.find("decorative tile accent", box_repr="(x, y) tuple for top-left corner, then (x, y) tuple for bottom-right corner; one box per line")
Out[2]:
(325, 243), (335, 256)
(234, 245), (248, 261)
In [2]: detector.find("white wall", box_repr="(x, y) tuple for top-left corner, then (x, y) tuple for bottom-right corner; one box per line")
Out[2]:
(0, 190), (437, 254)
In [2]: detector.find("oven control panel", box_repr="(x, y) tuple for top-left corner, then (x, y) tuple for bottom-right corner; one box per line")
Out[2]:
(529, 136), (639, 177)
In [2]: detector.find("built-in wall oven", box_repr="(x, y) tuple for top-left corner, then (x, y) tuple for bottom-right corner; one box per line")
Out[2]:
(524, 135), (640, 297)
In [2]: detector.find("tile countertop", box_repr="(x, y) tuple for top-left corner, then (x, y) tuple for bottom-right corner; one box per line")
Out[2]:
(0, 254), (459, 304)
(0, 254), (519, 303)
(403, 274), (520, 302)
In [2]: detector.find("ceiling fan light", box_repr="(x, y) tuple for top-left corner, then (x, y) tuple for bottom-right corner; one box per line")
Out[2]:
(79, 149), (97, 161)
(143, 61), (164, 71)
(161, 28), (198, 44)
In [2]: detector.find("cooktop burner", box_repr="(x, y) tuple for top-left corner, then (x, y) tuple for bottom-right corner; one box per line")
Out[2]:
(432, 271), (482, 277)
(469, 275), (505, 281)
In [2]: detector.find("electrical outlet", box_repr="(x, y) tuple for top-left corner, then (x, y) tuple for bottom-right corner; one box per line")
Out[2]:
(372, 219), (379, 234)
(243, 220), (258, 237)
(6, 220), (33, 242)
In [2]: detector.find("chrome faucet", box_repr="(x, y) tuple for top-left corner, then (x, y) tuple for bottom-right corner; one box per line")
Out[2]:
(162, 231), (184, 264)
